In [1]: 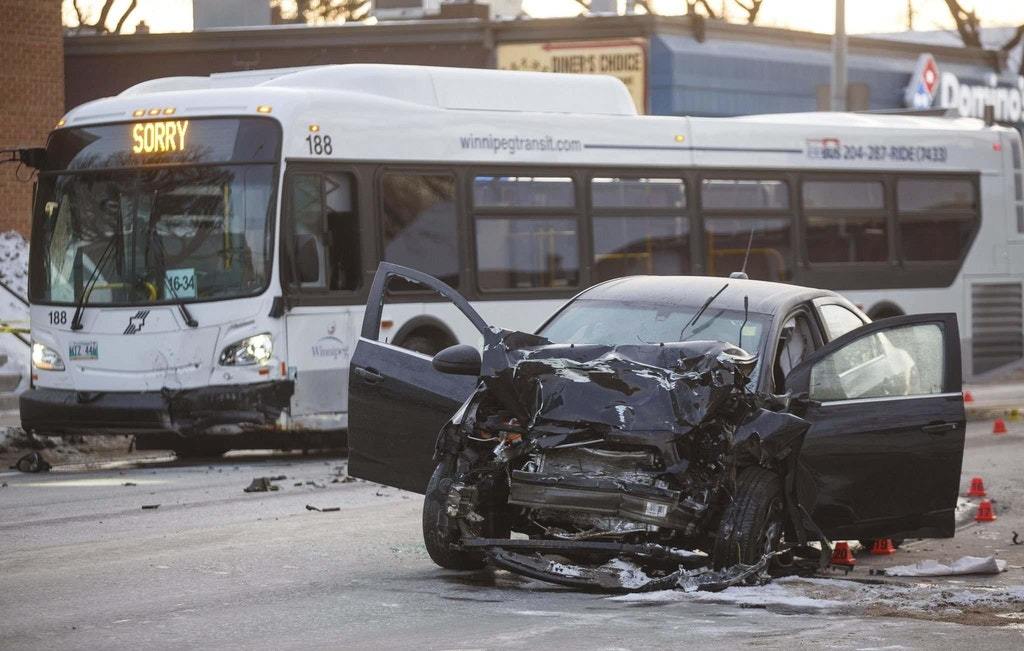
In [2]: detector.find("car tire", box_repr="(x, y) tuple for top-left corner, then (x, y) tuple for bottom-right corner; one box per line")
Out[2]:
(712, 467), (785, 569)
(422, 457), (487, 570)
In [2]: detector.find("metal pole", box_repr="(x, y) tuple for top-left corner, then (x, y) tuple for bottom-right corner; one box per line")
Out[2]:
(830, 0), (847, 111)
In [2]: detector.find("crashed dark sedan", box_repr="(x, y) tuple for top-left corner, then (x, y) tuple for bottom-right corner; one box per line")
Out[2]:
(347, 263), (966, 591)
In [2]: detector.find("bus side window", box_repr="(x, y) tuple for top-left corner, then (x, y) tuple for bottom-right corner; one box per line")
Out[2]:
(323, 173), (359, 291)
(290, 173), (327, 289)
(287, 171), (360, 292)
(380, 172), (458, 291)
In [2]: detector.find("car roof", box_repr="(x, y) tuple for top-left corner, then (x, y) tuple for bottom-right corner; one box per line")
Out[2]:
(577, 275), (836, 317)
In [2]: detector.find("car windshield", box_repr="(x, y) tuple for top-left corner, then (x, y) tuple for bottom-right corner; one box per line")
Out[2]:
(539, 297), (770, 354)
(29, 117), (279, 306)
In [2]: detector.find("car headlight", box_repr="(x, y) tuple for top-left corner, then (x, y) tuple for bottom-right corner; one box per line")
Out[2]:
(219, 334), (273, 366)
(32, 342), (65, 371)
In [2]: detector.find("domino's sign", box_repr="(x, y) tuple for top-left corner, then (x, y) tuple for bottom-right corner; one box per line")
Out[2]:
(906, 53), (1024, 125)
(905, 53), (940, 109)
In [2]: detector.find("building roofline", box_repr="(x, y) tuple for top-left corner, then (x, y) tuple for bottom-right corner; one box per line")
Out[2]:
(64, 14), (998, 68)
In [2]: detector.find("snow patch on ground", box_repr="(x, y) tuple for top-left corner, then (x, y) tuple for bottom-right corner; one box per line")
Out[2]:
(0, 231), (29, 396)
(0, 230), (28, 300)
(609, 574), (1024, 620)
(610, 581), (844, 611)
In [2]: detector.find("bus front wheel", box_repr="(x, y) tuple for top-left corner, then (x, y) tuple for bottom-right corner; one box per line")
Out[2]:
(171, 438), (231, 459)
(400, 331), (453, 356)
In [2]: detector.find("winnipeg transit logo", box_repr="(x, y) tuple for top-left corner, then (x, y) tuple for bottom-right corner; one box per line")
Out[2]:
(124, 310), (149, 335)
(311, 336), (348, 361)
(906, 53), (1024, 124)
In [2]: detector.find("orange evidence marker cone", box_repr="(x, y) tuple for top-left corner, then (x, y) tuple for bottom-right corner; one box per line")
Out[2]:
(993, 418), (1008, 435)
(871, 539), (896, 555)
(976, 499), (997, 522)
(963, 390), (974, 403)
(830, 541), (856, 567)
(966, 476), (987, 498)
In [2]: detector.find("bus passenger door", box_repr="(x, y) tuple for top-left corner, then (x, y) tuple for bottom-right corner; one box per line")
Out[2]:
(348, 264), (488, 494)
(283, 169), (363, 427)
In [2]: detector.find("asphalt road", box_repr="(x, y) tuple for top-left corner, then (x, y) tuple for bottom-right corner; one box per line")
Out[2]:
(2, 420), (1023, 650)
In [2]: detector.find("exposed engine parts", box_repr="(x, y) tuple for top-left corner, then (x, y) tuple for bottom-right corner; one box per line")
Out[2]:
(428, 333), (820, 592)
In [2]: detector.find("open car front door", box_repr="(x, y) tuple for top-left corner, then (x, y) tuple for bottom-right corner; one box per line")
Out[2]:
(785, 313), (965, 541)
(348, 264), (492, 494)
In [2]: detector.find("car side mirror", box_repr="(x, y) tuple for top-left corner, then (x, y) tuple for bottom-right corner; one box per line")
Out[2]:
(432, 344), (481, 376)
(295, 234), (320, 284)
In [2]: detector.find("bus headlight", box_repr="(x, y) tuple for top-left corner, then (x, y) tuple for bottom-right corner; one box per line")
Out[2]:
(32, 343), (65, 371)
(219, 334), (273, 366)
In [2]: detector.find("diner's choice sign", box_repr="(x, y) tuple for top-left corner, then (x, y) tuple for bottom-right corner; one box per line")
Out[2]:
(497, 39), (647, 114)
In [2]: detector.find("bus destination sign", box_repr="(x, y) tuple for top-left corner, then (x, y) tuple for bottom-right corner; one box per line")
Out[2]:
(131, 120), (190, 155)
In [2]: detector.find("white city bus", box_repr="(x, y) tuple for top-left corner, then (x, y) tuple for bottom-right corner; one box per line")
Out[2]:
(22, 64), (1024, 454)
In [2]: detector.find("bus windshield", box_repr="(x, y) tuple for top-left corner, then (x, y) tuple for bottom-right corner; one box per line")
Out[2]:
(29, 118), (280, 307)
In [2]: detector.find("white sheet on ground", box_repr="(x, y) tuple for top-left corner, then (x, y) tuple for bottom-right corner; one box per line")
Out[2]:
(884, 555), (1007, 577)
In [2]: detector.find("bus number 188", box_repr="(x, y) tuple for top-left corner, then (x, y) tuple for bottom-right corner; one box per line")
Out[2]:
(305, 134), (333, 155)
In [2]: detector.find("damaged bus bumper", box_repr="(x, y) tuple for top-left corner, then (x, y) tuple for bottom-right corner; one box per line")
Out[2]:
(19, 381), (294, 437)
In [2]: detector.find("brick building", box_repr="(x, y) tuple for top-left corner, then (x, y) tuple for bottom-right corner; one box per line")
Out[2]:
(0, 0), (64, 236)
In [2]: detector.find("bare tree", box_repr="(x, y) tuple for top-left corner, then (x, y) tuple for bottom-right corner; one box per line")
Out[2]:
(944, 0), (1024, 75)
(271, 0), (372, 24)
(69, 0), (138, 35)
(1000, 24), (1024, 76)
(733, 0), (763, 24)
(944, 0), (983, 48)
(686, 1), (717, 19)
(575, 0), (765, 23)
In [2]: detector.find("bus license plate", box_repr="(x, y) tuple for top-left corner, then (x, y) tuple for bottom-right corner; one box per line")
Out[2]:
(69, 341), (98, 361)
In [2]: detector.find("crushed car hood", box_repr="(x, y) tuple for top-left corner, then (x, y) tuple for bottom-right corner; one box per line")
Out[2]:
(478, 334), (760, 442)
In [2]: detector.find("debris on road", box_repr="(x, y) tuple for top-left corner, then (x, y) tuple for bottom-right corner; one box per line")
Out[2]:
(331, 465), (356, 483)
(305, 504), (340, 512)
(875, 556), (1007, 577)
(14, 451), (51, 473)
(141, 504), (160, 510)
(1013, 531), (1022, 545)
(122, 482), (137, 487)
(243, 477), (281, 493)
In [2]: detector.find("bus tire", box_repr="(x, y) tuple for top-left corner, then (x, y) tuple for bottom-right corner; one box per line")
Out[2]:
(868, 303), (904, 320)
(401, 331), (452, 357)
(171, 439), (231, 459)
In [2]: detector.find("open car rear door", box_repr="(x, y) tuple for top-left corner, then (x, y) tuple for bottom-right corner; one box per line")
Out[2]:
(785, 313), (965, 541)
(348, 263), (492, 494)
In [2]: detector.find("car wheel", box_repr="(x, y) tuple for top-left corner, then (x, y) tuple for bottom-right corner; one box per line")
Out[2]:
(422, 457), (487, 570)
(712, 467), (785, 569)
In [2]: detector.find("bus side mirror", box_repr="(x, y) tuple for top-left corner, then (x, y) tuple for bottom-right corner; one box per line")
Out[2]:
(295, 234), (320, 284)
(432, 344), (481, 376)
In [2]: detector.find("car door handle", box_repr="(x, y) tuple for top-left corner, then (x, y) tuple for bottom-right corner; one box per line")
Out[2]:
(353, 366), (383, 383)
(921, 422), (958, 434)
